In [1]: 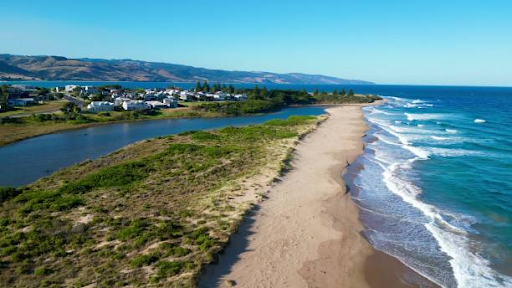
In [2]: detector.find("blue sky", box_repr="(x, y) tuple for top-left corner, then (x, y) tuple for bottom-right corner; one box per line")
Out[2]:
(1, 0), (512, 86)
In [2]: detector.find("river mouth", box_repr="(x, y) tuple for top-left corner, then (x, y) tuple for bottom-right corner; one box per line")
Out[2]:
(0, 107), (325, 187)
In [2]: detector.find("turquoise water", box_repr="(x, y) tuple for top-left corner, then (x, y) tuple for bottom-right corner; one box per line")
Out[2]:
(349, 90), (512, 287)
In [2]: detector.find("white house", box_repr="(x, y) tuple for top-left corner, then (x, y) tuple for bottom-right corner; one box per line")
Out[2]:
(213, 92), (228, 101)
(179, 91), (196, 101)
(163, 97), (178, 108)
(234, 94), (248, 101)
(165, 88), (181, 96)
(114, 97), (131, 106)
(65, 85), (79, 93)
(145, 101), (169, 109)
(144, 93), (157, 101)
(87, 101), (115, 113)
(122, 100), (148, 111)
(82, 86), (97, 95)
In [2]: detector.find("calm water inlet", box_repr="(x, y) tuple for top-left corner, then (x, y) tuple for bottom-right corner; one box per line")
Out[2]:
(0, 107), (325, 187)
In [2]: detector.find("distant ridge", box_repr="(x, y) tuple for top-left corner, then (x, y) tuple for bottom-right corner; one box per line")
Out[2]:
(0, 54), (374, 85)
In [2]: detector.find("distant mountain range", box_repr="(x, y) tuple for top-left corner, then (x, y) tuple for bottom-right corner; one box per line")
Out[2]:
(0, 54), (374, 85)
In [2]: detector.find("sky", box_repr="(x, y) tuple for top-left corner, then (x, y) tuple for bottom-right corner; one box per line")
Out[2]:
(1, 0), (512, 86)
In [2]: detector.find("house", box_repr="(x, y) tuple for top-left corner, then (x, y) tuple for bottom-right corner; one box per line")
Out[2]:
(163, 97), (178, 108)
(144, 93), (157, 101)
(114, 97), (131, 106)
(122, 100), (148, 111)
(8, 97), (35, 107)
(165, 88), (181, 96)
(87, 101), (115, 113)
(65, 85), (79, 93)
(145, 101), (169, 109)
(82, 86), (97, 95)
(179, 91), (196, 101)
(234, 94), (248, 101)
(213, 92), (228, 101)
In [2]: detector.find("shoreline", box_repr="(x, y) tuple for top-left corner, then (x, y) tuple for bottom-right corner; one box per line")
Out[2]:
(199, 104), (438, 287)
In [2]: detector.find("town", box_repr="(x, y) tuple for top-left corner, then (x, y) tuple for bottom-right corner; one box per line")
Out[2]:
(0, 82), (248, 113)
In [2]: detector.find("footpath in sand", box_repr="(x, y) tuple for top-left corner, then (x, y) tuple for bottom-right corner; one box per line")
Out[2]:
(200, 105), (437, 288)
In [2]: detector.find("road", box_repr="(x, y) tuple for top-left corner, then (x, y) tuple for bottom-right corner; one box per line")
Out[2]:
(63, 94), (85, 108)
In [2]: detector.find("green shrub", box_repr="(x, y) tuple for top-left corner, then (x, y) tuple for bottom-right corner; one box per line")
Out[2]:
(130, 253), (160, 268)
(265, 115), (316, 126)
(34, 266), (53, 276)
(15, 190), (83, 214)
(155, 261), (184, 278)
(190, 131), (219, 141)
(59, 161), (151, 194)
(117, 219), (148, 241)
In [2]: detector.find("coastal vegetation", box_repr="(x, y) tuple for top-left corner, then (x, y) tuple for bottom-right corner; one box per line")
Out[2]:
(0, 115), (323, 287)
(193, 87), (381, 115)
(0, 84), (380, 147)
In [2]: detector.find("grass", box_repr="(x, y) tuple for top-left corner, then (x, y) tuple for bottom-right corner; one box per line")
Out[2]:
(0, 115), (324, 287)
(0, 100), (67, 117)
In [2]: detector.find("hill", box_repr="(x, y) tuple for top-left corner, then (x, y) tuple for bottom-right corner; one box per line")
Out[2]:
(0, 54), (373, 84)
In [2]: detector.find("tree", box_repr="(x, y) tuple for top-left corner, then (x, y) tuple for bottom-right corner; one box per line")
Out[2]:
(195, 81), (202, 92)
(251, 85), (261, 100)
(202, 81), (210, 93)
(37, 87), (50, 96)
(332, 90), (338, 95)
(340, 89), (346, 96)
(228, 84), (235, 94)
(0, 85), (8, 111)
(260, 86), (268, 98)
(347, 89), (354, 96)
(60, 102), (81, 119)
(91, 93), (103, 101)
(313, 89), (319, 96)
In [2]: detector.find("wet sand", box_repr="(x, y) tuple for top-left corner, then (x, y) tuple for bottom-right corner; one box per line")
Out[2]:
(200, 105), (438, 288)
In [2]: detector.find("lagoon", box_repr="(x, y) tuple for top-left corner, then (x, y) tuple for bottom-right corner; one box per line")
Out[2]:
(0, 106), (325, 187)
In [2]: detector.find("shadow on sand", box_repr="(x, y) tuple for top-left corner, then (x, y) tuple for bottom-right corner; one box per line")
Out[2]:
(198, 205), (261, 288)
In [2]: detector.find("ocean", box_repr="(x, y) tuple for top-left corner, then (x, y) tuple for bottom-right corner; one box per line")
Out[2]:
(346, 87), (512, 287)
(3, 81), (512, 287)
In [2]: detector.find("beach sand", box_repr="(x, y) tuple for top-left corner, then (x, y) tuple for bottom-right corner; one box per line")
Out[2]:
(200, 105), (438, 288)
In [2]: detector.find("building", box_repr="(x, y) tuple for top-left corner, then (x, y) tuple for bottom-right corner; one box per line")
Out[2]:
(122, 100), (148, 111)
(179, 91), (196, 101)
(8, 98), (35, 107)
(144, 93), (157, 101)
(87, 101), (115, 113)
(163, 97), (178, 108)
(65, 85), (79, 93)
(213, 92), (228, 101)
(114, 97), (131, 106)
(234, 94), (248, 101)
(145, 101), (169, 109)
(82, 86), (97, 95)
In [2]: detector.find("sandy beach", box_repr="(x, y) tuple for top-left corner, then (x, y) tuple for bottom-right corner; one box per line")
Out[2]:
(200, 105), (437, 288)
